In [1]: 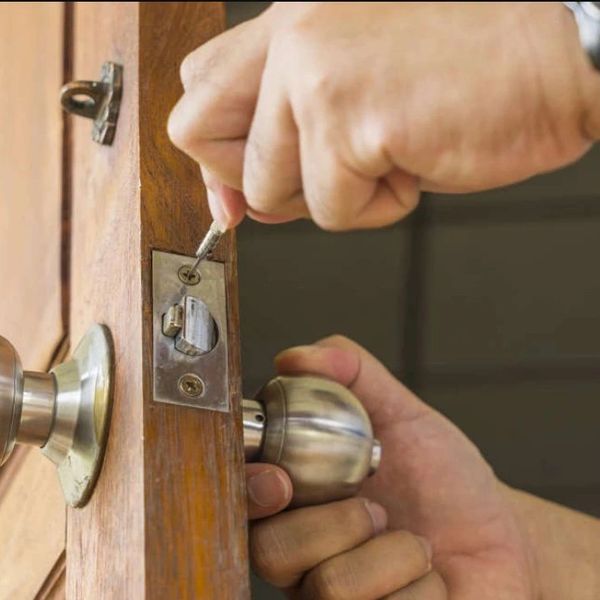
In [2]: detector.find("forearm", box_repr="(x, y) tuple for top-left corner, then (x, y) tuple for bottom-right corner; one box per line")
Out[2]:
(507, 486), (600, 599)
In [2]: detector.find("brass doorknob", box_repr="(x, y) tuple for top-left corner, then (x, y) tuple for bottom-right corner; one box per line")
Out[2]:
(243, 376), (381, 507)
(0, 325), (113, 507)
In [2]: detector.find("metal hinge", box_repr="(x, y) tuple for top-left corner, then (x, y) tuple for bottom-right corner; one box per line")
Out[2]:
(152, 250), (229, 412)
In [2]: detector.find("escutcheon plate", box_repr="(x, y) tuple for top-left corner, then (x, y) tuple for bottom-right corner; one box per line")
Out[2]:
(44, 324), (114, 508)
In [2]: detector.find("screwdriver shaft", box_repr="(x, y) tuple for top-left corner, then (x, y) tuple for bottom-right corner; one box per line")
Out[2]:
(189, 221), (225, 275)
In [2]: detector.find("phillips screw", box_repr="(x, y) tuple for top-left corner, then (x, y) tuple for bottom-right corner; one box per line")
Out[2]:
(185, 221), (225, 281)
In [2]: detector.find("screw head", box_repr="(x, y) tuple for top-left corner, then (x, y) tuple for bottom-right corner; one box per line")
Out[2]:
(178, 374), (205, 398)
(178, 265), (201, 285)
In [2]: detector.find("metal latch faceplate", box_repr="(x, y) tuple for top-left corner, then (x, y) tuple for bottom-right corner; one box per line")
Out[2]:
(152, 250), (229, 412)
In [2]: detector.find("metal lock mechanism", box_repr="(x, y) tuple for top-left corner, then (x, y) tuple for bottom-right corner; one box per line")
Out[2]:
(243, 376), (382, 507)
(0, 325), (113, 507)
(152, 250), (381, 506)
(153, 250), (229, 411)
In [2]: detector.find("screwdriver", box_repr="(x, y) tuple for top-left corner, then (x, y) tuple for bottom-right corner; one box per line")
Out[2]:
(188, 221), (226, 276)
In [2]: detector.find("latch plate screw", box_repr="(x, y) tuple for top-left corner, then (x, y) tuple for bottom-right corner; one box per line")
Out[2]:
(178, 374), (205, 398)
(178, 265), (201, 285)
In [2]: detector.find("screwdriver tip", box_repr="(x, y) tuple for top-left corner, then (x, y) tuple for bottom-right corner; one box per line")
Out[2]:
(188, 221), (227, 277)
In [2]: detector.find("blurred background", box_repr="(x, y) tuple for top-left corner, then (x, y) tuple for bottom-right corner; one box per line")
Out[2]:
(228, 3), (600, 597)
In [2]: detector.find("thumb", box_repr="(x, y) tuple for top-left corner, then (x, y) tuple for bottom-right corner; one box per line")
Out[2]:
(246, 463), (293, 520)
(274, 335), (430, 433)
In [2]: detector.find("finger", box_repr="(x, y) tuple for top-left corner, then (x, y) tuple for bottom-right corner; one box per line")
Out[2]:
(250, 497), (387, 589)
(243, 45), (305, 221)
(168, 16), (271, 189)
(296, 112), (420, 231)
(299, 530), (433, 600)
(299, 122), (376, 231)
(201, 167), (247, 228)
(246, 463), (293, 520)
(274, 335), (428, 432)
(302, 147), (419, 231)
(246, 206), (310, 224)
(202, 166), (307, 227)
(383, 571), (447, 600)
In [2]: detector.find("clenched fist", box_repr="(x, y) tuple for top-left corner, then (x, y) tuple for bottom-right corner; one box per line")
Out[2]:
(168, 2), (600, 231)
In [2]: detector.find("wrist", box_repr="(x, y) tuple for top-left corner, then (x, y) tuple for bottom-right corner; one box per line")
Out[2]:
(503, 484), (600, 600)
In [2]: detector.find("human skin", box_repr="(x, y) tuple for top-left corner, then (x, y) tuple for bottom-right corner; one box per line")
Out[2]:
(244, 336), (600, 599)
(167, 2), (600, 597)
(168, 2), (600, 231)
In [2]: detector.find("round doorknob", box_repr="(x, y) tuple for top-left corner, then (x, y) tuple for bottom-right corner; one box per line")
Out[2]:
(0, 325), (114, 507)
(0, 337), (58, 465)
(243, 376), (381, 507)
(0, 336), (23, 466)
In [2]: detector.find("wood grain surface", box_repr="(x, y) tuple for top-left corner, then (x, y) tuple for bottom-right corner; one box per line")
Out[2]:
(0, 4), (65, 366)
(139, 4), (249, 598)
(0, 4), (67, 599)
(67, 3), (249, 598)
(36, 553), (66, 600)
(67, 3), (144, 597)
(0, 450), (65, 599)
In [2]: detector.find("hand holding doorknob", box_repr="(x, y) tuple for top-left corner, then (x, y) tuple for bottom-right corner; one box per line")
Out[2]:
(242, 375), (381, 507)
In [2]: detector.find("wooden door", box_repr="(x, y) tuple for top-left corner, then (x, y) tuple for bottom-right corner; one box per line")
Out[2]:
(0, 3), (249, 599)
(0, 4), (67, 598)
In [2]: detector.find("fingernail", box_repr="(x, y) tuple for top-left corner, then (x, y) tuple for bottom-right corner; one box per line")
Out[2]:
(247, 469), (290, 508)
(364, 500), (387, 535)
(415, 535), (433, 569)
(206, 188), (230, 229)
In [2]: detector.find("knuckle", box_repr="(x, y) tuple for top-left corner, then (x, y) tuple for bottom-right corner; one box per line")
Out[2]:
(311, 207), (353, 232)
(249, 522), (293, 584)
(307, 194), (350, 231)
(319, 333), (352, 348)
(428, 571), (448, 599)
(242, 140), (269, 208)
(307, 183), (362, 232)
(167, 89), (224, 155)
(167, 103), (206, 156)
(341, 498), (375, 534)
(390, 531), (431, 572)
(311, 498), (374, 543)
(166, 104), (190, 151)
(275, 10), (315, 46)
(179, 52), (196, 88)
(305, 559), (359, 600)
(271, 21), (339, 106)
(178, 42), (219, 90)
(304, 71), (341, 106)
(291, 69), (341, 127)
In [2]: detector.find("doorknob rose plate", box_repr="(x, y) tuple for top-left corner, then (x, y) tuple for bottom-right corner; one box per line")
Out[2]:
(0, 325), (114, 507)
(47, 325), (114, 507)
